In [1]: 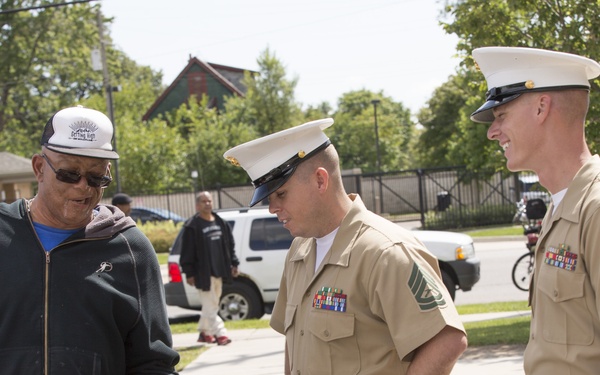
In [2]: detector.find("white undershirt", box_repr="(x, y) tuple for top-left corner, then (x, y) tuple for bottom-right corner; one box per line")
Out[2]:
(551, 188), (568, 215)
(315, 227), (339, 272)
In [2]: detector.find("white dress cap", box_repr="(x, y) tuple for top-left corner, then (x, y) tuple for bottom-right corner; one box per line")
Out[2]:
(224, 118), (334, 206)
(471, 47), (600, 123)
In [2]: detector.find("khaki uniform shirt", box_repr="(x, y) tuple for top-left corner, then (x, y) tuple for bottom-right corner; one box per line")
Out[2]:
(524, 155), (600, 375)
(270, 195), (464, 375)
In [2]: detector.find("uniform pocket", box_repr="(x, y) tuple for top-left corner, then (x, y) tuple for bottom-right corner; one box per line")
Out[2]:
(307, 310), (359, 375)
(284, 303), (297, 333)
(538, 267), (593, 345)
(284, 304), (297, 369)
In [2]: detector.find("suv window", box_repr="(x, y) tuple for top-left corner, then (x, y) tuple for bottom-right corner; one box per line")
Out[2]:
(249, 218), (293, 251)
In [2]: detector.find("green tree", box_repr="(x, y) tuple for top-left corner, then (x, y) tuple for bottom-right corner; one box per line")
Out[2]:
(0, 1), (170, 192)
(167, 97), (257, 188)
(240, 48), (304, 135)
(438, 0), (600, 171)
(417, 73), (479, 168)
(0, 2), (106, 155)
(330, 90), (414, 173)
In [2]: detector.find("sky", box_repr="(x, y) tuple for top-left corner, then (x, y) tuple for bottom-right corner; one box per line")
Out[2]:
(100, 0), (461, 115)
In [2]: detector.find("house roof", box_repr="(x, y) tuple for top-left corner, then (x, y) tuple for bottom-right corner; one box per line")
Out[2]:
(0, 152), (36, 183)
(142, 56), (255, 121)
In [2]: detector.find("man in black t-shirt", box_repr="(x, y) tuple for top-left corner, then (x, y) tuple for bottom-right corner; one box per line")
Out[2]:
(179, 191), (239, 346)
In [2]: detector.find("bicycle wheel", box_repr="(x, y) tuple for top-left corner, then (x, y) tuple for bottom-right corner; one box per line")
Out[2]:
(512, 252), (534, 291)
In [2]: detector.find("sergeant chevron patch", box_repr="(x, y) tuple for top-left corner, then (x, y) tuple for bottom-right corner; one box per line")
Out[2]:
(408, 263), (447, 311)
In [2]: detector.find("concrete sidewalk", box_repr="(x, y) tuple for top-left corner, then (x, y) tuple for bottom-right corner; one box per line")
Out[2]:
(174, 311), (530, 374)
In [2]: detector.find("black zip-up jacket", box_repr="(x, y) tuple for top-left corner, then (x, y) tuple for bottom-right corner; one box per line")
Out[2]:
(0, 199), (179, 374)
(179, 212), (239, 291)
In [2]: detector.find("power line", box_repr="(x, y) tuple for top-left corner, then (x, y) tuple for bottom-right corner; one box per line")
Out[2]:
(0, 0), (98, 15)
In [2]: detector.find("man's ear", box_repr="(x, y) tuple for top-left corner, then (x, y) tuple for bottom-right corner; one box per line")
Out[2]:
(31, 154), (45, 182)
(315, 167), (329, 191)
(536, 94), (552, 122)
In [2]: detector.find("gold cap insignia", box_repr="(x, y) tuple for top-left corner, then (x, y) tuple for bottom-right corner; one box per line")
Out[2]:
(525, 80), (535, 89)
(226, 156), (240, 167)
(298, 150), (306, 158)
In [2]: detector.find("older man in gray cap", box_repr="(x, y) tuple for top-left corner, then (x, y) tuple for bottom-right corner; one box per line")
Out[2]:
(0, 106), (178, 374)
(472, 46), (600, 375)
(224, 118), (467, 375)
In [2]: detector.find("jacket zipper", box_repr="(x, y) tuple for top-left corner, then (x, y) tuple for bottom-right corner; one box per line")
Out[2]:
(44, 251), (50, 375)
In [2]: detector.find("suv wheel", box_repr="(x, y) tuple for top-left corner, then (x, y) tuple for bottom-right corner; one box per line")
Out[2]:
(441, 269), (456, 301)
(219, 281), (263, 320)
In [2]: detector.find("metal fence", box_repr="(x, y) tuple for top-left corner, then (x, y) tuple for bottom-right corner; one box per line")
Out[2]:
(106, 167), (544, 230)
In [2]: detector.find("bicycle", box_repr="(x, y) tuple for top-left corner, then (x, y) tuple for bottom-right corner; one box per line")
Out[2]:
(512, 241), (535, 291)
(511, 198), (547, 291)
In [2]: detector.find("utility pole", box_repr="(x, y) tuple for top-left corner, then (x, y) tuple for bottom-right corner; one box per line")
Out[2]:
(371, 99), (383, 214)
(95, 9), (121, 192)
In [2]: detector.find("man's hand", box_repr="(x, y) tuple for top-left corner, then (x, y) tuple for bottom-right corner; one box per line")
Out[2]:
(232, 266), (240, 277)
(186, 276), (195, 287)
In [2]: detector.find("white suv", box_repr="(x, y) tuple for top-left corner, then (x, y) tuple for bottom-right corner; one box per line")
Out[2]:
(165, 208), (480, 320)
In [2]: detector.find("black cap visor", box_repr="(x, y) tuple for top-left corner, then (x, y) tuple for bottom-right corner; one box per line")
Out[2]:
(249, 167), (295, 207)
(470, 93), (522, 123)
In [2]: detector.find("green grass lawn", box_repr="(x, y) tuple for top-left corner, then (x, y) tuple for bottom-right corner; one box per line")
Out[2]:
(157, 252), (168, 265)
(461, 225), (524, 237)
(456, 301), (528, 315)
(464, 316), (530, 346)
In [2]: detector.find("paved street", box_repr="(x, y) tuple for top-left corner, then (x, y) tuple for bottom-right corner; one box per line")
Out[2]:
(455, 237), (529, 305)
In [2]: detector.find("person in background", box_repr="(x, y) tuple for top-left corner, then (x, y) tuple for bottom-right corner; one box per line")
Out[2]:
(471, 46), (600, 375)
(223, 118), (467, 374)
(179, 191), (240, 346)
(112, 192), (132, 216)
(0, 106), (178, 374)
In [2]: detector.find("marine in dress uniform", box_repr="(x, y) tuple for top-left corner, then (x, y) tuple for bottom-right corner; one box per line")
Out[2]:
(224, 119), (467, 374)
(472, 46), (600, 375)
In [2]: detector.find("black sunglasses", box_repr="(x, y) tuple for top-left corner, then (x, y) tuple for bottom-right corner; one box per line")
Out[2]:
(41, 153), (112, 188)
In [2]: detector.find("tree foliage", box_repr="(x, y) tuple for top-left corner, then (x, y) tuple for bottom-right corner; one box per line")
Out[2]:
(0, 1), (106, 155)
(240, 47), (304, 135)
(330, 90), (414, 173)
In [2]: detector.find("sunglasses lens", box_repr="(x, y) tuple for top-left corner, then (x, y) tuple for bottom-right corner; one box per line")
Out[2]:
(88, 176), (112, 188)
(56, 170), (82, 184)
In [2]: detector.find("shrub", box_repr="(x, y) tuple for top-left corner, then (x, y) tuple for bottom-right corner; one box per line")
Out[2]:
(137, 220), (183, 253)
(424, 204), (514, 230)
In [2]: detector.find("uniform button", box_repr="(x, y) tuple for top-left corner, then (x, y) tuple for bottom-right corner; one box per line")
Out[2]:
(324, 330), (330, 337)
(297, 371), (301, 375)
(300, 330), (304, 336)
(554, 290), (558, 297)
